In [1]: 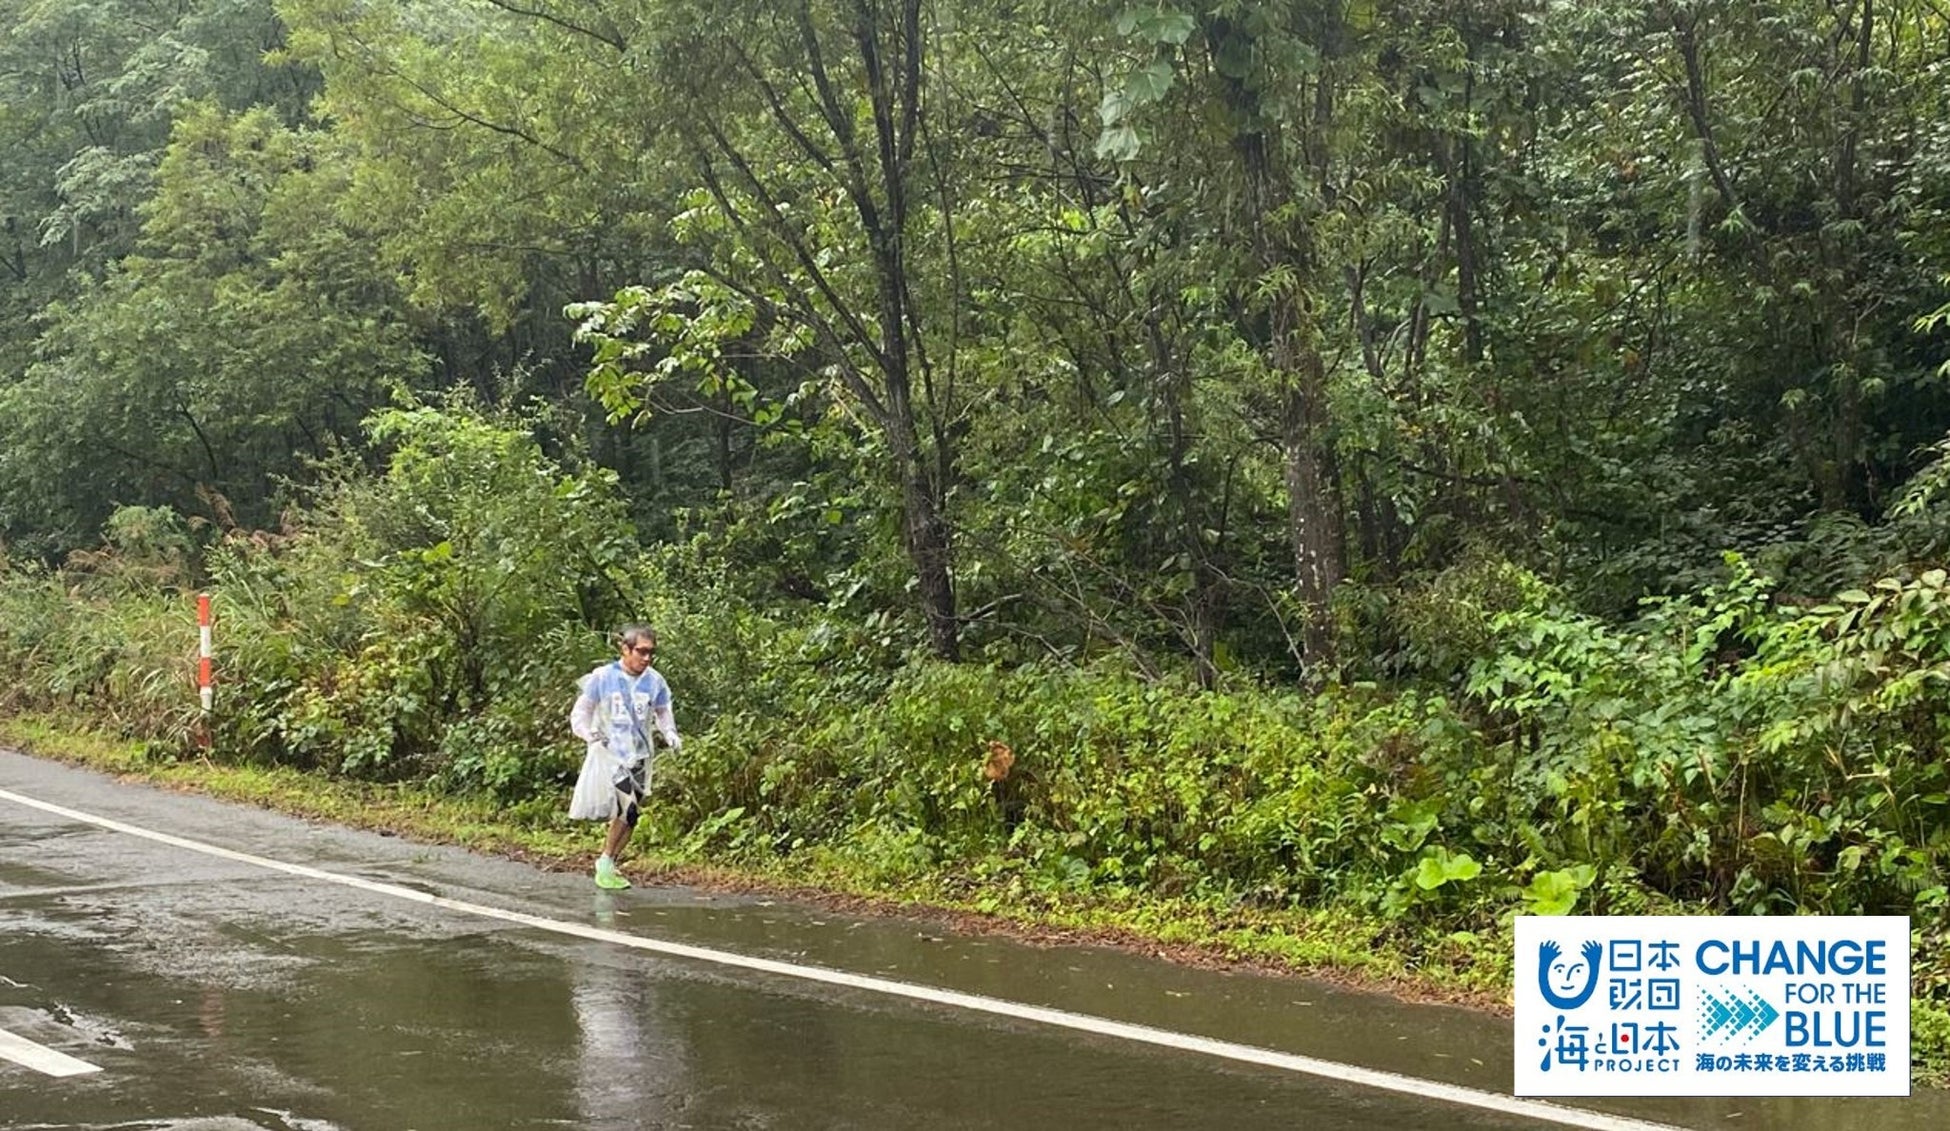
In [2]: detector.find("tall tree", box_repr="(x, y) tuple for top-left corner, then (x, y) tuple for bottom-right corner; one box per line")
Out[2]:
(0, 105), (423, 548)
(0, 0), (314, 373)
(576, 0), (982, 659)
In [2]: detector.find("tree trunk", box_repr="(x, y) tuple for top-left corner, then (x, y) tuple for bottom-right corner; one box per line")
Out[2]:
(1220, 29), (1345, 669)
(1276, 312), (1344, 663)
(888, 412), (960, 660)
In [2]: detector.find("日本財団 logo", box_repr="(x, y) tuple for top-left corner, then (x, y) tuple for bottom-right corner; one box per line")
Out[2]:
(1515, 916), (1909, 1098)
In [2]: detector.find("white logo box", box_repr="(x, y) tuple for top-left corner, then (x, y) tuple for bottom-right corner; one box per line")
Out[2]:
(1514, 915), (1909, 1097)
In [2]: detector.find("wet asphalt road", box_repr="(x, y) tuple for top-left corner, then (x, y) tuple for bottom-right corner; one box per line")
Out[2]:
(1, 749), (1944, 1130)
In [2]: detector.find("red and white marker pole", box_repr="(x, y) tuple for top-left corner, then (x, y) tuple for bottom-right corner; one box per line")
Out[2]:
(197, 593), (213, 745)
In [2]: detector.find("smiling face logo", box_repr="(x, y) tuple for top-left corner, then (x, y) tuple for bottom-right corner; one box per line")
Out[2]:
(1537, 939), (1604, 1010)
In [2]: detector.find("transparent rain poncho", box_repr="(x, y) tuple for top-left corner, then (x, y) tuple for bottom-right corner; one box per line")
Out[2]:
(567, 661), (679, 820)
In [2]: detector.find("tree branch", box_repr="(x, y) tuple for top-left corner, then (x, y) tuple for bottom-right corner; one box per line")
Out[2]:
(682, 123), (894, 424)
(480, 0), (627, 51)
(1668, 7), (1747, 230)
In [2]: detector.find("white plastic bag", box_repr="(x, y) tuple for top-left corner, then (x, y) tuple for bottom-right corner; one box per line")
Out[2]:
(568, 741), (617, 820)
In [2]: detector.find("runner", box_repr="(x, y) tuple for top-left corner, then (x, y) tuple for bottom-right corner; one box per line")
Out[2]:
(568, 624), (681, 889)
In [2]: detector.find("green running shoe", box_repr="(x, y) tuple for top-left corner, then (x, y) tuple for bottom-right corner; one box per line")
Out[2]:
(594, 855), (631, 890)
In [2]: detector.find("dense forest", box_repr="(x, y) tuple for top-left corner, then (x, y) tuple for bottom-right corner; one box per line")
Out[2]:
(4, 0), (1950, 1038)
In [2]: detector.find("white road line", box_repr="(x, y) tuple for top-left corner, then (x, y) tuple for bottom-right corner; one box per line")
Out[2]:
(0, 1027), (103, 1077)
(0, 786), (1684, 1131)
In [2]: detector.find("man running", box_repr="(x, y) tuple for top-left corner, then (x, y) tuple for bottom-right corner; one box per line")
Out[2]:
(568, 624), (682, 889)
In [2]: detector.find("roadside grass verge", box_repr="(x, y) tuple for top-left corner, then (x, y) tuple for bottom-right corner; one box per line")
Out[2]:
(0, 713), (1497, 1002)
(4, 710), (1941, 1086)
(0, 713), (1499, 1002)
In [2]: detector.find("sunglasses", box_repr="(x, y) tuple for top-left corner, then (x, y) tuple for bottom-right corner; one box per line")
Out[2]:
(628, 644), (656, 657)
